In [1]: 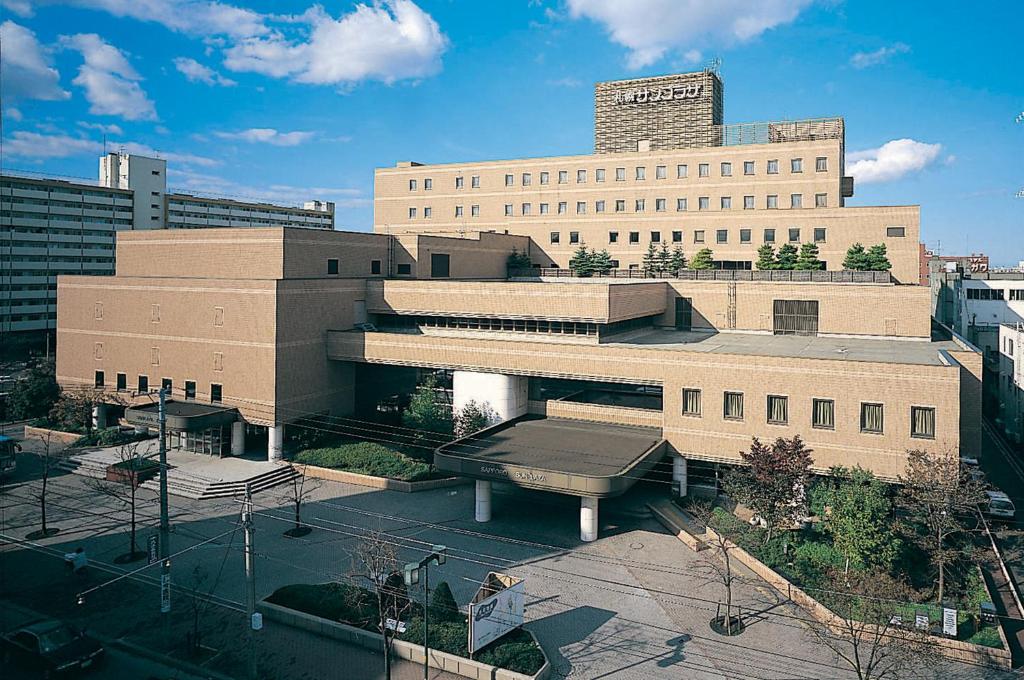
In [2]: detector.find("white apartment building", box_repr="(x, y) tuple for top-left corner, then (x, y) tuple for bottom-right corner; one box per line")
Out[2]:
(998, 323), (1024, 445)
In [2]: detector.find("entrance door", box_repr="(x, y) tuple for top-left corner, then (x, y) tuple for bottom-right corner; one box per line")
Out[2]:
(675, 297), (693, 331)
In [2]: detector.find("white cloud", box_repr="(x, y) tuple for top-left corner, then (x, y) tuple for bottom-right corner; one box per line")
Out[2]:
(173, 57), (237, 86)
(5, 107), (23, 121)
(223, 0), (448, 86)
(61, 33), (158, 121)
(66, 0), (268, 39)
(850, 42), (910, 69)
(0, 21), (71, 101)
(566, 0), (811, 69)
(847, 138), (942, 184)
(3, 130), (218, 167)
(168, 168), (369, 208)
(77, 120), (124, 135)
(0, 0), (33, 17)
(547, 77), (583, 88)
(214, 128), (315, 146)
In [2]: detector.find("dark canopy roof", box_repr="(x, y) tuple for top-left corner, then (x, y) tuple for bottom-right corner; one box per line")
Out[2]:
(125, 401), (239, 432)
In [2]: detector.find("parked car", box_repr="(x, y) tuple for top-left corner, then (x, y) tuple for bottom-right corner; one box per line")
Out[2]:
(0, 434), (18, 478)
(984, 490), (1016, 521)
(1, 620), (104, 677)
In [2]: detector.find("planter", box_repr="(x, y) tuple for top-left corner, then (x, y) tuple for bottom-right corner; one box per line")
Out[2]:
(301, 464), (471, 493)
(105, 463), (158, 486)
(257, 600), (550, 680)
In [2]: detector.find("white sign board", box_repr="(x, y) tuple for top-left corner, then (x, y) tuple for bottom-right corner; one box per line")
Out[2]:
(468, 573), (525, 654)
(160, 573), (171, 613)
(942, 607), (957, 637)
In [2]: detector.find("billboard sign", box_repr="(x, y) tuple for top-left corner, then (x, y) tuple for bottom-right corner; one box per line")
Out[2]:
(468, 572), (525, 653)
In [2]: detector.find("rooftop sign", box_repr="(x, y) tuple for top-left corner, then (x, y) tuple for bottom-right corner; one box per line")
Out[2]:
(613, 84), (704, 105)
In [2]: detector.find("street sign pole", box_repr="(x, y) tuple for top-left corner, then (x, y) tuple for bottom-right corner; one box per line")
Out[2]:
(243, 483), (258, 680)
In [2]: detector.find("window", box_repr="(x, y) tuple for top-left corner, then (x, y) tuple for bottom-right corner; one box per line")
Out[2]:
(767, 195), (778, 209)
(677, 164), (688, 178)
(505, 174), (514, 187)
(609, 231), (619, 243)
(431, 253), (450, 278)
(774, 299), (819, 336)
(570, 231), (580, 244)
(635, 198), (646, 212)
(911, 406), (936, 439)
(816, 157), (828, 172)
(629, 231), (640, 244)
(724, 392), (743, 420)
(615, 167), (626, 181)
(656, 198), (666, 212)
(522, 203), (532, 216)
(616, 199), (626, 212)
(744, 161), (755, 175)
(540, 203), (549, 215)
(471, 205), (480, 217)
(791, 194), (803, 209)
(814, 227), (826, 243)
(764, 228), (776, 243)
(456, 176), (464, 189)
(651, 231), (661, 243)
(720, 196), (732, 210)
(812, 399), (835, 430)
(522, 173), (532, 186)
(94, 370), (104, 388)
(886, 226), (906, 237)
(716, 229), (728, 244)
(408, 179), (417, 191)
(423, 207), (432, 218)
(676, 198), (688, 212)
(408, 207), (417, 219)
(694, 230), (705, 243)
(656, 165), (667, 179)
(767, 395), (788, 425)
(789, 228), (800, 243)
(424, 178), (432, 190)
(397, 263), (412, 275)
(214, 307), (224, 327)
(815, 193), (827, 208)
(471, 175), (480, 188)
(162, 378), (172, 393)
(698, 163), (709, 178)
(596, 168), (606, 182)
(630, 166), (643, 181)
(595, 200), (606, 213)
(740, 229), (751, 244)
(150, 304), (160, 323)
(371, 260), (382, 275)
(743, 195), (754, 210)
(505, 204), (514, 217)
(210, 384), (222, 403)
(540, 171), (549, 185)
(767, 159), (779, 174)
(791, 158), (803, 173)
(721, 162), (732, 177)
(558, 170), (568, 184)
(455, 206), (464, 217)
(185, 380), (196, 400)
(861, 403), (884, 434)
(550, 232), (560, 244)
(558, 201), (567, 214)
(116, 373), (127, 391)
(698, 196), (709, 211)
(576, 201), (586, 214)
(577, 169), (587, 183)
(682, 388), (702, 416)
(672, 230), (683, 243)
(327, 258), (339, 275)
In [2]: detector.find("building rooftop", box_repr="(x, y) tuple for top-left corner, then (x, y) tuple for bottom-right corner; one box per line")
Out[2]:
(614, 329), (962, 366)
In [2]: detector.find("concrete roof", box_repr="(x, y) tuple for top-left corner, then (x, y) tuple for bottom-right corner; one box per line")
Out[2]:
(613, 329), (961, 366)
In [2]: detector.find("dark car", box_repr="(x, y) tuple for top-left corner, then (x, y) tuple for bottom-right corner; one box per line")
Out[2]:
(1, 620), (104, 677)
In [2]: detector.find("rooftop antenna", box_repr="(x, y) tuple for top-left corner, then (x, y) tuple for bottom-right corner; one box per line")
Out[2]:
(705, 57), (721, 75)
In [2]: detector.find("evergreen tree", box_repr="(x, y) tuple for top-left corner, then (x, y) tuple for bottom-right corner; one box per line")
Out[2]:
(669, 246), (687, 273)
(866, 243), (892, 271)
(755, 244), (777, 271)
(641, 242), (658, 275)
(690, 247), (715, 270)
(591, 249), (614, 275)
(776, 243), (798, 270)
(843, 243), (869, 270)
(794, 242), (825, 270)
(506, 247), (532, 275)
(568, 244), (593, 277)
(401, 374), (454, 443)
(429, 581), (462, 623)
(656, 242), (671, 274)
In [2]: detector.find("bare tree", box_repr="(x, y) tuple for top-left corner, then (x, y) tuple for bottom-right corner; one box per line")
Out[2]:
(899, 447), (987, 604)
(689, 500), (745, 635)
(803, 569), (937, 680)
(185, 564), (211, 657)
(278, 464), (322, 538)
(355, 530), (413, 680)
(87, 441), (148, 562)
(26, 431), (62, 539)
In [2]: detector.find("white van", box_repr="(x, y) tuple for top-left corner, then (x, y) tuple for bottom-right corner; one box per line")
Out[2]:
(985, 490), (1016, 520)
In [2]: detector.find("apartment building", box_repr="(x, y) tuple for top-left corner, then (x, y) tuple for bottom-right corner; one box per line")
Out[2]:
(998, 324), (1024, 445)
(165, 193), (334, 230)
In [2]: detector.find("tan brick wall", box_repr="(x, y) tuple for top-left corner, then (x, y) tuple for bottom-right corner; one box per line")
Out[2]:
(115, 228), (287, 279)
(545, 400), (663, 428)
(283, 229), (390, 279)
(392, 232), (531, 280)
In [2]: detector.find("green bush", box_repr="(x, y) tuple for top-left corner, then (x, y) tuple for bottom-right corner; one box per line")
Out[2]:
(294, 442), (434, 481)
(72, 427), (152, 448)
(476, 628), (546, 674)
(793, 540), (846, 572)
(964, 626), (1003, 649)
(266, 583), (377, 628)
(430, 581), (461, 623)
(402, 618), (467, 656)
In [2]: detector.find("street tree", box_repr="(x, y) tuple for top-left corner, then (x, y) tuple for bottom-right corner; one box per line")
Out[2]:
(453, 399), (498, 438)
(401, 374), (453, 438)
(278, 464), (322, 538)
(356, 530), (414, 680)
(5, 360), (60, 421)
(87, 440), (148, 562)
(795, 242), (825, 270)
(816, 467), (898, 573)
(776, 243), (798, 270)
(724, 436), (813, 542)
(843, 243), (870, 270)
(755, 244), (777, 271)
(803, 568), (937, 680)
(689, 501), (745, 635)
(26, 431), (62, 539)
(48, 388), (124, 436)
(669, 246), (687, 273)
(690, 248), (715, 270)
(899, 447), (987, 603)
(866, 243), (892, 271)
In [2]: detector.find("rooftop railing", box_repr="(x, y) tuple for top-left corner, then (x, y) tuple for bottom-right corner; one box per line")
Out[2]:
(510, 268), (892, 283)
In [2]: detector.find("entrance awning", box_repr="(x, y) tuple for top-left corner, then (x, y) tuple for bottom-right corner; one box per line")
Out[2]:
(435, 416), (665, 498)
(125, 401), (239, 432)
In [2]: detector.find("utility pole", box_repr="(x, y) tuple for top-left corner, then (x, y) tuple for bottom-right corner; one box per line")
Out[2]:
(158, 388), (171, 641)
(243, 483), (257, 680)
(403, 545), (447, 680)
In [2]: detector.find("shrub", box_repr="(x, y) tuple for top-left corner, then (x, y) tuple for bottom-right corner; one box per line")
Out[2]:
(294, 442), (434, 481)
(793, 540), (846, 573)
(430, 581), (461, 623)
(72, 427), (152, 448)
(476, 628), (546, 674)
(266, 583), (377, 628)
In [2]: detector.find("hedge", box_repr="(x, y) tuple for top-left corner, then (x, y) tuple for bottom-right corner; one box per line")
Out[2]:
(72, 427), (152, 449)
(294, 442), (434, 482)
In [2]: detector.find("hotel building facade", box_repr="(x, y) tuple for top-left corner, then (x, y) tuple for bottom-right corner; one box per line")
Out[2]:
(55, 70), (982, 541)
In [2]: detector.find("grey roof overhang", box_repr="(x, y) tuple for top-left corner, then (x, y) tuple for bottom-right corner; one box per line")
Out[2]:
(125, 401), (239, 432)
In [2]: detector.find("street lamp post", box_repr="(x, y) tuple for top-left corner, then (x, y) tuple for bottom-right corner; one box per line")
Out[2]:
(404, 545), (447, 680)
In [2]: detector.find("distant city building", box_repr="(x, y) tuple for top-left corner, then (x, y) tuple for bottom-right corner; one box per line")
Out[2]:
(166, 193), (334, 230)
(919, 245), (989, 284)
(998, 323), (1024, 445)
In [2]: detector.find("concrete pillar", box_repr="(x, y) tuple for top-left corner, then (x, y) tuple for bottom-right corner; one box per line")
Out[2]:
(268, 424), (284, 462)
(474, 480), (492, 523)
(452, 371), (528, 425)
(580, 497), (599, 543)
(672, 456), (688, 498)
(134, 424), (149, 435)
(91, 404), (108, 430)
(230, 420), (245, 457)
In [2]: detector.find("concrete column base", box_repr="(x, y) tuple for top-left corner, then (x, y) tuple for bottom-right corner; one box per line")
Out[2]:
(268, 424), (284, 462)
(475, 480), (492, 522)
(230, 420), (245, 457)
(580, 497), (599, 543)
(672, 456), (687, 498)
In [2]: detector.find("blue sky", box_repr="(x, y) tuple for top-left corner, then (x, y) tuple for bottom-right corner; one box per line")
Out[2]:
(1, 0), (1021, 265)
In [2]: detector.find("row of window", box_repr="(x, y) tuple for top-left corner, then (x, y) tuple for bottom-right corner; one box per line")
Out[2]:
(2, 181), (129, 199)
(407, 157), (830, 192)
(96, 371), (223, 403)
(679, 389), (936, 438)
(966, 288), (1024, 301)
(551, 227), (831, 246)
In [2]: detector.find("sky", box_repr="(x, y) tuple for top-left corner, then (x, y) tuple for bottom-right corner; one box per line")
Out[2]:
(1, 0), (1021, 265)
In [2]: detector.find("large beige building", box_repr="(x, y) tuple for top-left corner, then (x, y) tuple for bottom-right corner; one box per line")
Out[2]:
(55, 70), (979, 542)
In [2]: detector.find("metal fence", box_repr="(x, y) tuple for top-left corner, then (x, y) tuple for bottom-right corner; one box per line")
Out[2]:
(510, 268), (893, 283)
